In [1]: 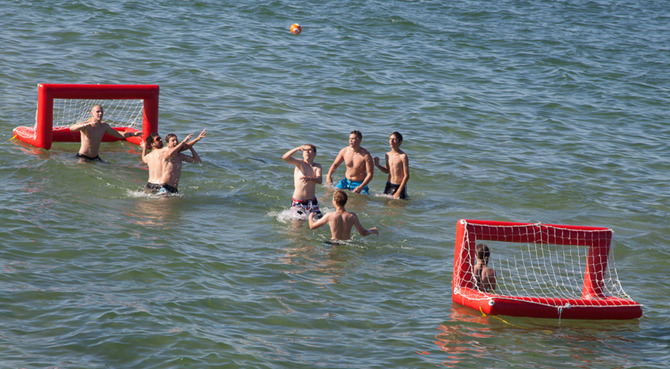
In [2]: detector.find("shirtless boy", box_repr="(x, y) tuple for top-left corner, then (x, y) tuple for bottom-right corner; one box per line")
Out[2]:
(142, 129), (205, 194)
(374, 131), (410, 199)
(69, 105), (142, 162)
(308, 190), (379, 241)
(473, 243), (497, 292)
(282, 144), (323, 218)
(326, 130), (374, 194)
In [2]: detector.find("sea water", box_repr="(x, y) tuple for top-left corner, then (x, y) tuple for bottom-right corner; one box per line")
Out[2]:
(1, 0), (668, 368)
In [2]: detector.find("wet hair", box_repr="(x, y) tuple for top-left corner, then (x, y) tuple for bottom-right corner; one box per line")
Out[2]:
(165, 133), (177, 143)
(146, 133), (161, 146)
(476, 243), (491, 264)
(391, 131), (403, 142)
(350, 130), (362, 140)
(333, 190), (348, 207)
(306, 144), (317, 154)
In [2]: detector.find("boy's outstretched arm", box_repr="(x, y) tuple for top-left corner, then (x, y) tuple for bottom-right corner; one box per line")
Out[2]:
(352, 213), (379, 237)
(187, 129), (206, 147)
(309, 212), (329, 229)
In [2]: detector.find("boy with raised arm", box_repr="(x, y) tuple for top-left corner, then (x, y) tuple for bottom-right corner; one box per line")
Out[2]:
(69, 105), (142, 162)
(282, 144), (323, 219)
(309, 190), (379, 241)
(326, 130), (374, 194)
(374, 131), (409, 199)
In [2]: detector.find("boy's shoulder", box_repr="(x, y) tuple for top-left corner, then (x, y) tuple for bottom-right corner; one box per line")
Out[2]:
(342, 210), (358, 219)
(388, 149), (407, 157)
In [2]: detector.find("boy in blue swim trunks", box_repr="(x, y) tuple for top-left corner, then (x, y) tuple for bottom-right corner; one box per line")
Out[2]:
(374, 131), (409, 199)
(282, 144), (323, 219)
(326, 130), (374, 195)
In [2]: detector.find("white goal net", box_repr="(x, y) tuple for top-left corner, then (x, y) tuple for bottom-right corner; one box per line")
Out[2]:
(49, 98), (145, 129)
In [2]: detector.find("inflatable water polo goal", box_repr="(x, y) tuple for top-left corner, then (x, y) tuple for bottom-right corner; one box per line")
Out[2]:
(13, 83), (159, 150)
(452, 219), (642, 320)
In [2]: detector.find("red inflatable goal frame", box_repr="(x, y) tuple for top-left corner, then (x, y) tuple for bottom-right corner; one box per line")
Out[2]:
(13, 83), (159, 150)
(452, 219), (642, 320)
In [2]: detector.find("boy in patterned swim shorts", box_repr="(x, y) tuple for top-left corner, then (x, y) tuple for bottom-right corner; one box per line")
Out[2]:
(282, 144), (323, 219)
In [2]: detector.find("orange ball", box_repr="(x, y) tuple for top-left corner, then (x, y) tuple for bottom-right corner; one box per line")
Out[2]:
(290, 23), (302, 35)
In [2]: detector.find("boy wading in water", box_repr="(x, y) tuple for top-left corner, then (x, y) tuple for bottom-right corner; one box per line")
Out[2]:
(309, 190), (379, 241)
(282, 144), (323, 219)
(327, 130), (374, 194)
(374, 131), (409, 199)
(69, 105), (142, 162)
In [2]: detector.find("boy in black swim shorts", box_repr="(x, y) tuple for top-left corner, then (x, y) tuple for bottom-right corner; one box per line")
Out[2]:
(374, 131), (409, 199)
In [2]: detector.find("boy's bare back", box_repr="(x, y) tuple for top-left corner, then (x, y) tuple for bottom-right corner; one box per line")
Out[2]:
(323, 210), (360, 241)
(309, 190), (379, 241)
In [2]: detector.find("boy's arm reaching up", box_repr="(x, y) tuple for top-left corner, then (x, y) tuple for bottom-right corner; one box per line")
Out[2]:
(184, 129), (206, 149)
(282, 146), (305, 166)
(141, 138), (149, 164)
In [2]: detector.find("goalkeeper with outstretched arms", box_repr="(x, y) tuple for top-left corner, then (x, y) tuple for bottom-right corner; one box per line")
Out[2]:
(69, 105), (141, 162)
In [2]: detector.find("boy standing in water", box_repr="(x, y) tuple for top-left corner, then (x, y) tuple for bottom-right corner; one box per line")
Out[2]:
(69, 105), (142, 162)
(374, 131), (409, 199)
(473, 243), (497, 292)
(282, 144), (323, 219)
(309, 190), (379, 241)
(327, 130), (374, 194)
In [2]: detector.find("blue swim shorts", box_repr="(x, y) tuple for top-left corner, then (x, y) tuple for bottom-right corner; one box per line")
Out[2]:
(335, 178), (369, 194)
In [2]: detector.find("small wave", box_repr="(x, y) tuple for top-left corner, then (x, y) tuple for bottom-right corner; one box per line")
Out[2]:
(126, 189), (182, 199)
(270, 208), (309, 223)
